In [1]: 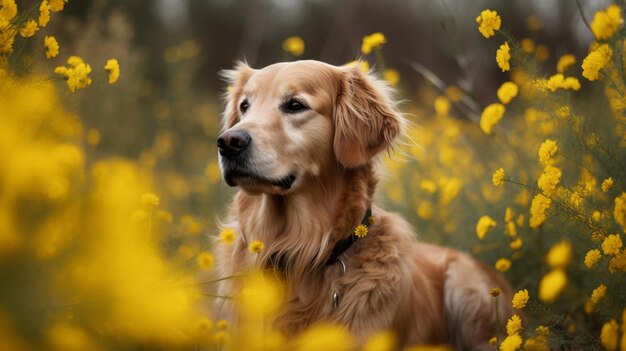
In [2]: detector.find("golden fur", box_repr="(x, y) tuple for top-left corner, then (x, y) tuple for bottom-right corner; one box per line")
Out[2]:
(215, 60), (514, 349)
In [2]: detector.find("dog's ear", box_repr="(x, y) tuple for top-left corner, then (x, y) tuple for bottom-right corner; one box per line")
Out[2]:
(333, 65), (403, 167)
(220, 61), (255, 130)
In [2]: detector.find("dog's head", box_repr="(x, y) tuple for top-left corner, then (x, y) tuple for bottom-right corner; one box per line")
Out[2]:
(218, 60), (403, 195)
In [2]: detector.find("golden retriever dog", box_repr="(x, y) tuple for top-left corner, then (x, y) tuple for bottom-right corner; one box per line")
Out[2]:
(215, 60), (514, 350)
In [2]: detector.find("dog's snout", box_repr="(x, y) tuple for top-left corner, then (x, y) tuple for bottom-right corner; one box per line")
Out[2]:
(217, 129), (251, 157)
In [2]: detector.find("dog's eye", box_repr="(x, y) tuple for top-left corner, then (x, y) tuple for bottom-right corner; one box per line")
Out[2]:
(281, 99), (308, 114)
(239, 100), (250, 113)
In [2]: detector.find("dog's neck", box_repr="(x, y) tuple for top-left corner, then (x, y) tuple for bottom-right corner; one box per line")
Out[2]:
(232, 163), (377, 278)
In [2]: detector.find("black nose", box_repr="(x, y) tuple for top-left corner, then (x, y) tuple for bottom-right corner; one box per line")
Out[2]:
(217, 130), (251, 157)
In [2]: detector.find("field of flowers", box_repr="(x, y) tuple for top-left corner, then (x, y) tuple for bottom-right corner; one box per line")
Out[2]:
(1, 0), (626, 350)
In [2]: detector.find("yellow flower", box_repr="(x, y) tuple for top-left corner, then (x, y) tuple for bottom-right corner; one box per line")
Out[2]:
(282, 36), (305, 56)
(495, 258), (511, 272)
(476, 9), (501, 38)
(615, 193), (626, 228)
(292, 324), (353, 351)
(538, 165), (561, 196)
(584, 249), (601, 268)
(490, 287), (501, 297)
(546, 241), (571, 269)
(19, 19), (38, 38)
(506, 314), (523, 335)
(383, 69), (400, 86)
(216, 319), (228, 330)
(140, 193), (160, 206)
(104, 58), (120, 84)
(500, 333), (522, 351)
(496, 41), (511, 72)
(509, 237), (522, 250)
(220, 228), (236, 244)
(54, 56), (93, 92)
(156, 210), (173, 222)
(44, 35), (59, 58)
(197, 251), (215, 270)
(492, 168), (505, 186)
(512, 289), (529, 309)
(591, 4), (623, 40)
(546, 74), (581, 92)
(602, 234), (623, 256)
(434, 96), (451, 116)
(538, 268), (567, 303)
(248, 239), (265, 254)
(362, 330), (396, 351)
(0, 0), (17, 21)
(582, 44), (612, 81)
(520, 38), (535, 53)
(600, 319), (619, 351)
(361, 32), (386, 55)
(602, 177), (614, 192)
(556, 54), (577, 73)
(609, 251), (626, 272)
(476, 215), (496, 239)
(590, 284), (607, 304)
(538, 139), (558, 165)
(497, 82), (518, 104)
(49, 0), (68, 12)
(39, 0), (50, 27)
(530, 194), (551, 228)
(354, 224), (368, 238)
(479, 103), (505, 134)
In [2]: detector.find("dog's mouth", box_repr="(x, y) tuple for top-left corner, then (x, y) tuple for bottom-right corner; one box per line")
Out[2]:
(224, 169), (296, 191)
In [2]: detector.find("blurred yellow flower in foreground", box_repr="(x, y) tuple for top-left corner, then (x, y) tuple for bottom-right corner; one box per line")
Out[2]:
(292, 324), (353, 351)
(140, 192), (160, 206)
(546, 241), (571, 269)
(539, 269), (567, 303)
(220, 228), (236, 244)
(197, 251), (215, 270)
(591, 4), (623, 40)
(476, 9), (501, 38)
(282, 36), (305, 56)
(600, 319), (619, 351)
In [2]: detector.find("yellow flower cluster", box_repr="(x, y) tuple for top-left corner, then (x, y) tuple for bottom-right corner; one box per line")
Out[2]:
(479, 103), (505, 134)
(476, 215), (496, 239)
(585, 249), (602, 269)
(546, 73), (580, 92)
(44, 35), (59, 58)
(54, 56), (93, 92)
(492, 168), (505, 186)
(537, 165), (562, 196)
(361, 32), (386, 55)
(538, 268), (567, 303)
(496, 42), (511, 72)
(538, 139), (558, 165)
(556, 54), (577, 73)
(582, 44), (612, 81)
(602, 177), (614, 192)
(105, 58), (120, 84)
(591, 4), (623, 40)
(248, 239), (265, 254)
(529, 193), (551, 228)
(546, 241), (571, 269)
(476, 9), (501, 38)
(497, 82), (519, 104)
(512, 289), (529, 309)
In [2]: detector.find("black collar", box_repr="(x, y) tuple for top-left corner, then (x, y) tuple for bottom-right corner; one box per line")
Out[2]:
(325, 208), (372, 266)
